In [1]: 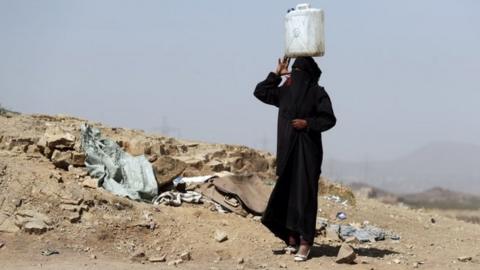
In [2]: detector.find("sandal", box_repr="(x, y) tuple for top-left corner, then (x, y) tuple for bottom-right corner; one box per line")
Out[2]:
(294, 248), (311, 262)
(285, 245), (298, 254)
(272, 245), (299, 255)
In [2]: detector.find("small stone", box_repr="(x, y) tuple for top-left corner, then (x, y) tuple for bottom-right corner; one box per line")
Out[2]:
(90, 254), (97, 260)
(0, 240), (5, 249)
(336, 243), (356, 264)
(180, 251), (191, 261)
(457, 256), (472, 262)
(60, 204), (80, 212)
(41, 248), (59, 256)
(13, 198), (23, 208)
(360, 259), (370, 264)
(431, 218), (436, 224)
(392, 258), (402, 264)
(149, 254), (166, 263)
(49, 172), (63, 182)
(69, 212), (82, 223)
(22, 220), (50, 234)
(237, 257), (244, 264)
(82, 177), (98, 189)
(344, 236), (359, 244)
(130, 251), (146, 262)
(214, 230), (228, 242)
(167, 259), (183, 266)
(148, 154), (158, 163)
(279, 262), (288, 268)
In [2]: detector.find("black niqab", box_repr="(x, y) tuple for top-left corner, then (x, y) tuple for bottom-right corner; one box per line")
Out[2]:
(287, 57), (322, 117)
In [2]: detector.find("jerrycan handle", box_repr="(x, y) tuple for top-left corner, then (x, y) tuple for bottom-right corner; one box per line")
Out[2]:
(296, 3), (311, 10)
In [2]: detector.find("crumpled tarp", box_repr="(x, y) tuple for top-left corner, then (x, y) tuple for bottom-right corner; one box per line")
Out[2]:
(329, 224), (400, 242)
(80, 124), (158, 200)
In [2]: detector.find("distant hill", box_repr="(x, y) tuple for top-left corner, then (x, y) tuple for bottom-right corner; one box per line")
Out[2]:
(349, 182), (480, 210)
(324, 141), (480, 194)
(399, 187), (480, 210)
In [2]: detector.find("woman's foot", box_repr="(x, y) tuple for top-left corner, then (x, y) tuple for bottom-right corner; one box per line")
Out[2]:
(286, 234), (299, 254)
(294, 242), (311, 262)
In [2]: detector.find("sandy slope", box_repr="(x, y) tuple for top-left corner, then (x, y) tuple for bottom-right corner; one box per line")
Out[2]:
(0, 113), (479, 270)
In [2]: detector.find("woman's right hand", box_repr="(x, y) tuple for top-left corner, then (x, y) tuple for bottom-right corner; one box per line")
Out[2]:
(275, 56), (291, 76)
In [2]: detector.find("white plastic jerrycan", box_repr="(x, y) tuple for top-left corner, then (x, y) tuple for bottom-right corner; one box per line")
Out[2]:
(285, 3), (325, 57)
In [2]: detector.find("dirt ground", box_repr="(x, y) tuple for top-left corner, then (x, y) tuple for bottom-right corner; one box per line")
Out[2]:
(1, 113), (479, 270)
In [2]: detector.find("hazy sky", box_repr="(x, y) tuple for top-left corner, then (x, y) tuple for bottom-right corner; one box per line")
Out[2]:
(1, 0), (479, 161)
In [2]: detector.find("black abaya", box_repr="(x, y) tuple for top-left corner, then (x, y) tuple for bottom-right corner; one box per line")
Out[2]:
(253, 57), (336, 245)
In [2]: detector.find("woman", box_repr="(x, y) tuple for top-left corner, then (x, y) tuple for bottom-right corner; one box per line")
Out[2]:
(254, 56), (336, 262)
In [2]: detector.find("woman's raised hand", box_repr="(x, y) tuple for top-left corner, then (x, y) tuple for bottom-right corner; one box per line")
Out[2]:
(275, 56), (291, 76)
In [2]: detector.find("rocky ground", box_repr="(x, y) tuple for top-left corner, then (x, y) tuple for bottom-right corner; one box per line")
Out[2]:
(1, 112), (479, 270)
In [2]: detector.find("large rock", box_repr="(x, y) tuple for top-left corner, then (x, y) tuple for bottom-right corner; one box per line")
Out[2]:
(205, 159), (227, 172)
(123, 137), (152, 156)
(38, 126), (76, 151)
(229, 149), (270, 172)
(0, 214), (20, 233)
(14, 210), (53, 234)
(336, 243), (357, 264)
(51, 150), (72, 170)
(3, 137), (35, 152)
(174, 156), (204, 170)
(151, 157), (187, 187)
(70, 151), (86, 167)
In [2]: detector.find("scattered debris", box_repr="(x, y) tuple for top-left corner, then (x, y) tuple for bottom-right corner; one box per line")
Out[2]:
(325, 195), (349, 205)
(326, 223), (400, 243)
(152, 191), (202, 206)
(457, 256), (472, 262)
(41, 248), (59, 256)
(180, 251), (191, 261)
(412, 261), (424, 268)
(336, 211), (347, 220)
(167, 259), (183, 266)
(130, 251), (147, 263)
(149, 254), (167, 263)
